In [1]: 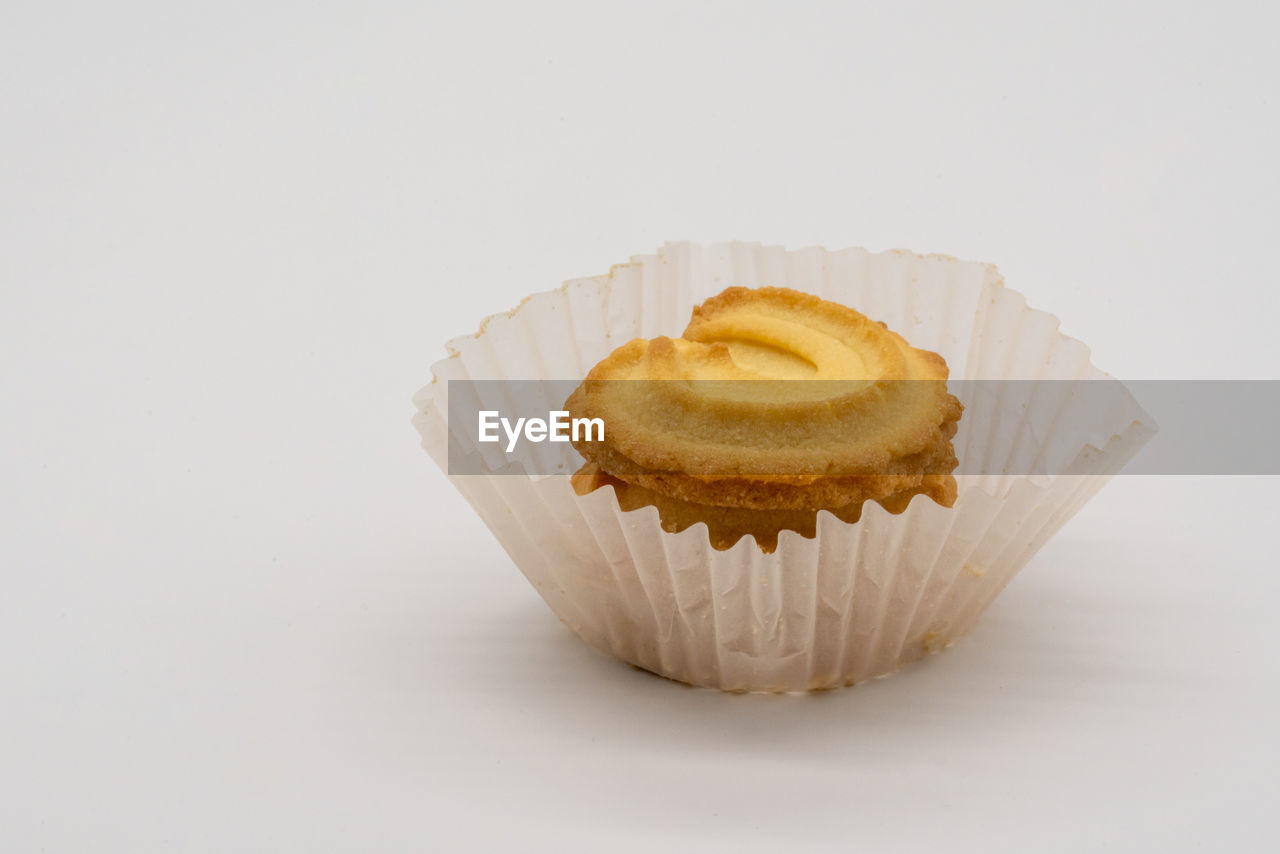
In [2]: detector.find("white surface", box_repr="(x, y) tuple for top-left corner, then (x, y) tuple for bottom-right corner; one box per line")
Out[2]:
(2, 2), (1277, 851)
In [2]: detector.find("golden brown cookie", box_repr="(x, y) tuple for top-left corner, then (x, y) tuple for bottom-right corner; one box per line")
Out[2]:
(565, 286), (962, 550)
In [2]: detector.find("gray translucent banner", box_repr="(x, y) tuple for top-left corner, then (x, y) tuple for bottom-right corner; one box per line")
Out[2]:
(445, 379), (1279, 476)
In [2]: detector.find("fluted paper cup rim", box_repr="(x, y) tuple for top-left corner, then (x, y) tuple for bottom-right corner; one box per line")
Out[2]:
(413, 240), (1155, 510)
(430, 242), (1002, 369)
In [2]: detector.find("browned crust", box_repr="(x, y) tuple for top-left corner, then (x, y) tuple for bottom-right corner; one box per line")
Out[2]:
(573, 462), (956, 553)
(580, 417), (958, 510)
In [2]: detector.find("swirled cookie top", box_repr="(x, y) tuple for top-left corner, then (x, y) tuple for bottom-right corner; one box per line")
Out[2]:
(566, 287), (961, 476)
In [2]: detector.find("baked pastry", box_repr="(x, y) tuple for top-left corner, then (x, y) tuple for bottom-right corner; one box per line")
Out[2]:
(565, 286), (962, 551)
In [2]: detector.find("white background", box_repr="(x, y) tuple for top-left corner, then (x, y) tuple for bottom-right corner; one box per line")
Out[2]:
(3, 2), (1278, 851)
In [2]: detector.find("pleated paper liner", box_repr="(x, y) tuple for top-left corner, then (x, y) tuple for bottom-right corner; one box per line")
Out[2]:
(412, 242), (1155, 692)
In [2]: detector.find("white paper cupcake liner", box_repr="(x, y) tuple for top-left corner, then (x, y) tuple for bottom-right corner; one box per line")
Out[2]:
(412, 242), (1155, 692)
